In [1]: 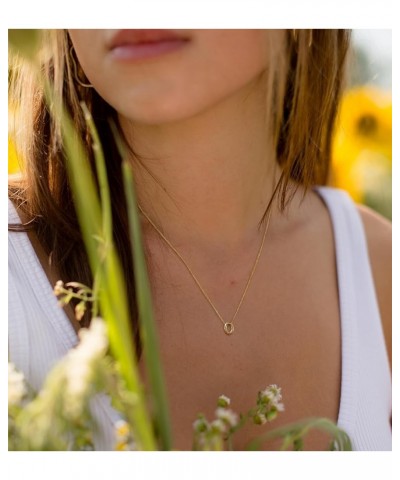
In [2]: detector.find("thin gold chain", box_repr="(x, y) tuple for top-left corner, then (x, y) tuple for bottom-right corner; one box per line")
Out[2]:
(138, 204), (272, 335)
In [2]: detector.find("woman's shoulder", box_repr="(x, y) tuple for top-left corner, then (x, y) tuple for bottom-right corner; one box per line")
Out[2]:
(356, 202), (392, 251)
(356, 203), (392, 368)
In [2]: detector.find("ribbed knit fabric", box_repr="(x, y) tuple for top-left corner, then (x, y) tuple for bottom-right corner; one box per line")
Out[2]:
(8, 187), (392, 450)
(315, 187), (391, 451)
(8, 199), (121, 451)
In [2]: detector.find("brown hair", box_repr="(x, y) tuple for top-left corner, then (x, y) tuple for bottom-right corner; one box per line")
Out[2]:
(8, 29), (351, 354)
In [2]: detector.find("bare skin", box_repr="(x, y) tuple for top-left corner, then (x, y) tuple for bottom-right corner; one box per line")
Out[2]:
(18, 29), (391, 450)
(137, 187), (342, 450)
(22, 183), (391, 451)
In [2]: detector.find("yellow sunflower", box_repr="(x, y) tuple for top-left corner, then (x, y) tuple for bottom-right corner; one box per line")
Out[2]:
(8, 136), (21, 174)
(331, 86), (392, 206)
(8, 106), (23, 174)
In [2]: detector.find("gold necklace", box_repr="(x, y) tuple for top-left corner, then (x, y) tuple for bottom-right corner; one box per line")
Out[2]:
(138, 205), (272, 335)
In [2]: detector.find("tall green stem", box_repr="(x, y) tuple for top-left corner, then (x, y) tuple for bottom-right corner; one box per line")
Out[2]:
(122, 160), (173, 451)
(41, 80), (156, 450)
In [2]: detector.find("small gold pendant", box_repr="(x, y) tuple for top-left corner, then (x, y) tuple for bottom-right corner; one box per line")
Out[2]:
(224, 322), (234, 335)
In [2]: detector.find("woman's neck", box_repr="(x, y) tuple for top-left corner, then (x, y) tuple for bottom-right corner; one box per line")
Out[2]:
(119, 74), (281, 252)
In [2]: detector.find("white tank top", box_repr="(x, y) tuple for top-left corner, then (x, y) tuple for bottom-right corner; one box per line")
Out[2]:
(8, 187), (392, 450)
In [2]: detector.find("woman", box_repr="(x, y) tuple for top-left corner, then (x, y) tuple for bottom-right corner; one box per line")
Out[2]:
(8, 29), (391, 450)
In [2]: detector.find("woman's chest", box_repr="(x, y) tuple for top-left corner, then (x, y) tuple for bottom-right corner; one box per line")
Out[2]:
(20, 194), (343, 450)
(140, 230), (342, 450)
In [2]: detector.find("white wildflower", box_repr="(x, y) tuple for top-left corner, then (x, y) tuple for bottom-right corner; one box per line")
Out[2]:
(53, 280), (64, 296)
(115, 419), (130, 440)
(8, 363), (27, 407)
(254, 385), (285, 424)
(65, 359), (91, 398)
(259, 384), (282, 405)
(63, 318), (108, 418)
(215, 408), (239, 428)
(113, 420), (137, 451)
(217, 394), (231, 408)
(76, 317), (108, 359)
(210, 418), (227, 434)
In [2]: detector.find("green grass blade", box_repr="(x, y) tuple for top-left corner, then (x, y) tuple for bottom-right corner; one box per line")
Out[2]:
(60, 110), (156, 450)
(80, 102), (112, 243)
(43, 87), (156, 450)
(122, 160), (173, 451)
(10, 31), (157, 450)
(59, 114), (156, 450)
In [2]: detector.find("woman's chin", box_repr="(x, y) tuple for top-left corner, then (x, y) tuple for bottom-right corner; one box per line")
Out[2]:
(117, 99), (203, 127)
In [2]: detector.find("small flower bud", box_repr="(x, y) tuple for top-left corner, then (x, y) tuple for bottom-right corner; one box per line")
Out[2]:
(75, 301), (86, 321)
(217, 394), (231, 408)
(253, 412), (267, 425)
(53, 280), (64, 296)
(193, 415), (209, 433)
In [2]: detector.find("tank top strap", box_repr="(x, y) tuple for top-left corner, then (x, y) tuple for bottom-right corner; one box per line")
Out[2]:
(314, 186), (362, 437)
(314, 186), (391, 449)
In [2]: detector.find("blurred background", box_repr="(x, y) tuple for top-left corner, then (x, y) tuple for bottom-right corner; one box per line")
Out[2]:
(8, 29), (392, 219)
(330, 29), (392, 219)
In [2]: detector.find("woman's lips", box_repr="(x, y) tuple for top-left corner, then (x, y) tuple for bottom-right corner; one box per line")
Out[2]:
(108, 29), (190, 62)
